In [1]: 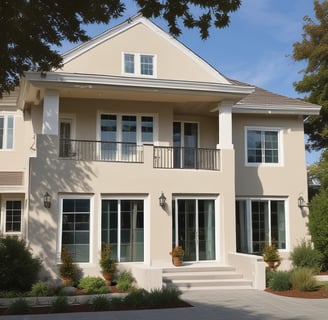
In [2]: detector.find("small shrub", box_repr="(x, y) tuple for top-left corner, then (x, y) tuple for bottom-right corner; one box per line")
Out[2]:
(265, 269), (275, 288)
(148, 288), (182, 307)
(30, 281), (50, 297)
(123, 289), (148, 307)
(58, 246), (78, 286)
(91, 295), (111, 311)
(0, 236), (41, 291)
(0, 291), (28, 298)
(109, 296), (125, 309)
(116, 270), (135, 291)
(268, 271), (291, 291)
(290, 268), (319, 291)
(50, 296), (69, 313)
(5, 298), (31, 315)
(290, 239), (323, 273)
(78, 276), (109, 294)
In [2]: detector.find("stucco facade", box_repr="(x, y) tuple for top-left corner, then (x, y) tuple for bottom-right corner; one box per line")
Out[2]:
(0, 15), (320, 290)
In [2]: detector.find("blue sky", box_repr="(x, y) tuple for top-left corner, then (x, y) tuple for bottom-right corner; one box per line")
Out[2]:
(59, 0), (320, 163)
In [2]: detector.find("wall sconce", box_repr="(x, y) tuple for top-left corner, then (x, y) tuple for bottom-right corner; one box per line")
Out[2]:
(159, 192), (166, 208)
(44, 192), (51, 208)
(298, 196), (308, 209)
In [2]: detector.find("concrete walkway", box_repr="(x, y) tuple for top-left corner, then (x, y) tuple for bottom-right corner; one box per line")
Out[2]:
(3, 289), (327, 320)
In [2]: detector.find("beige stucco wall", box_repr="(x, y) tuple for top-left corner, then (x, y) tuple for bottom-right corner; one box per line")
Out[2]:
(233, 113), (309, 254)
(61, 23), (225, 83)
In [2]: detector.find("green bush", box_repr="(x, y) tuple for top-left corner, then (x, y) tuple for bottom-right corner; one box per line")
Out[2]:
(116, 270), (135, 291)
(50, 296), (69, 313)
(290, 239), (323, 272)
(308, 189), (328, 270)
(268, 271), (291, 291)
(0, 236), (41, 291)
(147, 288), (182, 307)
(78, 276), (109, 294)
(30, 281), (50, 297)
(91, 295), (111, 311)
(5, 298), (31, 315)
(290, 268), (318, 291)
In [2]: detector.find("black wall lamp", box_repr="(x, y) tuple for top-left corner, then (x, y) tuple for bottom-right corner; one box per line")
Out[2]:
(159, 192), (166, 208)
(44, 192), (51, 208)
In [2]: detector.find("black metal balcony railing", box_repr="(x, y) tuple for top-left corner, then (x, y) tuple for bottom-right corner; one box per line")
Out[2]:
(154, 146), (220, 170)
(59, 139), (144, 163)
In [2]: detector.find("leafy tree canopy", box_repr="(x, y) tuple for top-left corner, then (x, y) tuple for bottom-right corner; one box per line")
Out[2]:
(292, 0), (328, 151)
(0, 0), (241, 97)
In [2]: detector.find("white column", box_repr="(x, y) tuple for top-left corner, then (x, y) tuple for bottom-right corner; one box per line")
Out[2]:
(217, 101), (233, 149)
(42, 90), (59, 135)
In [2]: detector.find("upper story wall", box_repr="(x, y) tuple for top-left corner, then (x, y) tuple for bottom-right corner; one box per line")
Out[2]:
(61, 20), (228, 84)
(233, 113), (307, 196)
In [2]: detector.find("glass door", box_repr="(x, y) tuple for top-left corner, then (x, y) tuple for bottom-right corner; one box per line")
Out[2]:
(173, 199), (216, 262)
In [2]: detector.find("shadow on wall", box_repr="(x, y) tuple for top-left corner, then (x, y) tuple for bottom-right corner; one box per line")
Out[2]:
(28, 134), (96, 278)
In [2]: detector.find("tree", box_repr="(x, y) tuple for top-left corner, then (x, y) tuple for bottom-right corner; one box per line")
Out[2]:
(0, 0), (241, 97)
(292, 0), (328, 151)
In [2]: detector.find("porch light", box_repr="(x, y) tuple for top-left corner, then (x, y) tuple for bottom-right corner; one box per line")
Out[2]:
(44, 192), (51, 209)
(298, 196), (308, 209)
(159, 192), (166, 208)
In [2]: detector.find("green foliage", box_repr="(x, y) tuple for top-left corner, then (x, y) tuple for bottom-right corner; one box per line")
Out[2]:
(290, 239), (323, 272)
(58, 246), (77, 282)
(5, 298), (31, 315)
(290, 268), (319, 291)
(50, 296), (69, 313)
(116, 270), (135, 291)
(308, 188), (328, 270)
(100, 243), (116, 274)
(30, 281), (50, 297)
(0, 236), (41, 291)
(78, 276), (109, 294)
(292, 0), (328, 150)
(0, 1), (241, 97)
(91, 295), (111, 311)
(268, 271), (292, 291)
(262, 243), (281, 262)
(147, 288), (183, 307)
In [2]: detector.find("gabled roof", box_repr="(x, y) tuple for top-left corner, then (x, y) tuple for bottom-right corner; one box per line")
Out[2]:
(61, 13), (230, 84)
(230, 79), (321, 115)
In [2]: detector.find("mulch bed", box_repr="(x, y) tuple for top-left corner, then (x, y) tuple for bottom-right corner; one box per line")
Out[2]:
(265, 286), (328, 299)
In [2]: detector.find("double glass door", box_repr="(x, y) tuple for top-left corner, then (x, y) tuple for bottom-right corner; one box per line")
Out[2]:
(173, 199), (216, 262)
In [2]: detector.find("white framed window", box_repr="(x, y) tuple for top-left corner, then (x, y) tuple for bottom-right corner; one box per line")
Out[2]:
(1, 199), (23, 234)
(122, 53), (156, 77)
(236, 198), (287, 254)
(59, 196), (92, 263)
(0, 114), (14, 150)
(101, 197), (145, 262)
(245, 127), (282, 166)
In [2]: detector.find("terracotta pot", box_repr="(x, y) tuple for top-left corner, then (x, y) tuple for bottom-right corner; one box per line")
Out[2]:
(102, 272), (113, 285)
(172, 256), (182, 266)
(61, 276), (73, 286)
(266, 260), (281, 270)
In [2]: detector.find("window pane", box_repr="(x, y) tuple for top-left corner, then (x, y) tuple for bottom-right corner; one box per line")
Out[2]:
(264, 131), (279, 163)
(141, 116), (153, 142)
(140, 55), (153, 75)
(5, 200), (22, 232)
(124, 53), (135, 73)
(251, 200), (269, 253)
(0, 117), (4, 149)
(247, 130), (262, 163)
(122, 116), (136, 143)
(6, 116), (13, 149)
(61, 199), (90, 262)
(236, 200), (249, 253)
(271, 201), (286, 249)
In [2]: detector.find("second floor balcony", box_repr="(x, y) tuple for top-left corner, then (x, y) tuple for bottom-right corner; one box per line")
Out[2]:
(59, 139), (220, 171)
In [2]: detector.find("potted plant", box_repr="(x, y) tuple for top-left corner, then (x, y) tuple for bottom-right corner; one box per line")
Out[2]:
(169, 246), (184, 266)
(58, 246), (76, 286)
(100, 243), (116, 284)
(262, 243), (281, 270)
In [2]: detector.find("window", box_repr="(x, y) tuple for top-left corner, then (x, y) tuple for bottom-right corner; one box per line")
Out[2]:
(246, 127), (280, 165)
(0, 115), (14, 150)
(5, 200), (22, 233)
(101, 199), (144, 262)
(61, 198), (91, 262)
(123, 53), (156, 77)
(236, 198), (286, 254)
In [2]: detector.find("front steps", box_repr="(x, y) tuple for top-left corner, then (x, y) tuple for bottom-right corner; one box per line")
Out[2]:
(162, 265), (252, 291)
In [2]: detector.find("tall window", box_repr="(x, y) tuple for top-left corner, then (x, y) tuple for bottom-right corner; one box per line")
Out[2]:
(5, 200), (22, 233)
(0, 115), (14, 150)
(123, 53), (156, 77)
(246, 127), (280, 164)
(61, 198), (91, 262)
(236, 198), (286, 254)
(102, 199), (144, 262)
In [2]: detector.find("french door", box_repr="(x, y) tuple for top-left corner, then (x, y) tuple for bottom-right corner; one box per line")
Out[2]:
(173, 198), (216, 262)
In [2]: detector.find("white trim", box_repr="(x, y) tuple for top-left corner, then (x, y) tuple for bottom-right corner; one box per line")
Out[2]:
(1, 197), (24, 235)
(244, 126), (284, 167)
(122, 52), (157, 78)
(0, 114), (14, 150)
(58, 195), (94, 264)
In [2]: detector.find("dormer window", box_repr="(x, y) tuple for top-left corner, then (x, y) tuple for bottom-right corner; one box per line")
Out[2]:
(123, 53), (156, 77)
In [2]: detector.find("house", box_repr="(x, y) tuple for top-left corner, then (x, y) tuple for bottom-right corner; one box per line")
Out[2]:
(0, 15), (320, 290)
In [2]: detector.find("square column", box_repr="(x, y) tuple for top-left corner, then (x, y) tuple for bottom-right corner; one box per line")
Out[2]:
(217, 101), (233, 150)
(42, 90), (59, 135)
